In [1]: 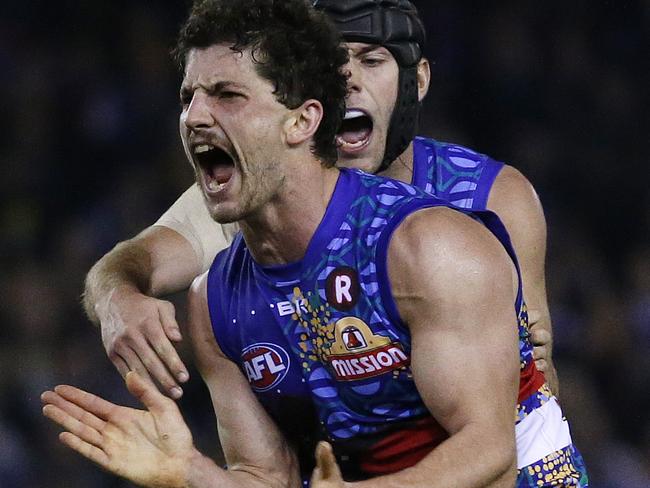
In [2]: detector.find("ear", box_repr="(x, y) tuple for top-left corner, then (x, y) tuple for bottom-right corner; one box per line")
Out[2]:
(416, 57), (431, 102)
(284, 99), (324, 147)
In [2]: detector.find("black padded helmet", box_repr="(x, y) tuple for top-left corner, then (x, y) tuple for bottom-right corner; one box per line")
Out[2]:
(313, 0), (426, 171)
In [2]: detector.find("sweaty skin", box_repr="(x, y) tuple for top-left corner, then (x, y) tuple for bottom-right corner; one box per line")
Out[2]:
(55, 36), (522, 486)
(45, 204), (521, 488)
(84, 41), (557, 398)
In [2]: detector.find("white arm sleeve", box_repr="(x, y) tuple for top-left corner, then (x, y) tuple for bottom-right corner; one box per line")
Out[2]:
(154, 184), (239, 273)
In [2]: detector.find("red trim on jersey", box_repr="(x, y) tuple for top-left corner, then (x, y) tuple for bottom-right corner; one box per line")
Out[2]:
(360, 417), (448, 474)
(359, 362), (544, 476)
(519, 360), (545, 402)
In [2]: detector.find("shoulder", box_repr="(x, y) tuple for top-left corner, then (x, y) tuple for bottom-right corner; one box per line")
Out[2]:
(385, 205), (518, 332)
(488, 165), (546, 238)
(490, 165), (540, 206)
(388, 206), (513, 285)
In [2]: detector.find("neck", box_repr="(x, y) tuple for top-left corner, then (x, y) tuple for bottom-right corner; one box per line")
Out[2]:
(239, 164), (340, 266)
(377, 142), (414, 183)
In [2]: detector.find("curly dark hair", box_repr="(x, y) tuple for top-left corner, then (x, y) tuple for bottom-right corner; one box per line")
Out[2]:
(173, 0), (349, 166)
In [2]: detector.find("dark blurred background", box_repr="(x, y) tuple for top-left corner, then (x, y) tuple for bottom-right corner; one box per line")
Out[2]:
(1, 1), (648, 486)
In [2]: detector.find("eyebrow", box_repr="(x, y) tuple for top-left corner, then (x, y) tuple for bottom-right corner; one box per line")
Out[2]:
(348, 44), (388, 57)
(180, 80), (248, 95)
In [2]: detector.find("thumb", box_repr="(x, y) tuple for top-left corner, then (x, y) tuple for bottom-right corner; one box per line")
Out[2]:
(530, 327), (551, 347)
(126, 371), (169, 413)
(314, 441), (342, 481)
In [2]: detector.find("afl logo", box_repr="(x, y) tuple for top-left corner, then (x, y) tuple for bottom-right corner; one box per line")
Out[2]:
(325, 266), (360, 311)
(241, 343), (290, 392)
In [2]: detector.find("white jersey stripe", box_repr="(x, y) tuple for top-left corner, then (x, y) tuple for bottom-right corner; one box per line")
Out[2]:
(515, 397), (573, 469)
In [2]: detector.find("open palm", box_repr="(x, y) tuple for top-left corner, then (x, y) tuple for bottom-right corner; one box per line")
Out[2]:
(42, 372), (195, 488)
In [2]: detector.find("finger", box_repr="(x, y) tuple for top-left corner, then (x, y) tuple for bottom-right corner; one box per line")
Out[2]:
(126, 371), (175, 415)
(155, 312), (190, 384)
(43, 404), (104, 447)
(110, 354), (131, 380)
(159, 302), (183, 342)
(41, 391), (106, 431)
(530, 328), (551, 347)
(130, 333), (184, 399)
(535, 358), (548, 373)
(115, 347), (155, 386)
(145, 324), (189, 388)
(53, 385), (118, 421)
(59, 431), (110, 468)
(532, 345), (546, 360)
(314, 441), (342, 480)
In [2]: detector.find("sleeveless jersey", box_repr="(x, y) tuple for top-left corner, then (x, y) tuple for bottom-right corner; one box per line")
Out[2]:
(207, 168), (586, 486)
(412, 137), (588, 486)
(410, 136), (504, 210)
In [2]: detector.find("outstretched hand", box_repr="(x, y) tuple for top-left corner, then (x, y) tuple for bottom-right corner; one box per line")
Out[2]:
(42, 371), (196, 488)
(310, 442), (347, 488)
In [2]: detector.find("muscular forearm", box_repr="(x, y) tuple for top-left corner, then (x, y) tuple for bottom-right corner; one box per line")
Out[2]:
(86, 227), (200, 396)
(83, 239), (153, 324)
(351, 425), (516, 488)
(83, 226), (203, 325)
(184, 448), (299, 488)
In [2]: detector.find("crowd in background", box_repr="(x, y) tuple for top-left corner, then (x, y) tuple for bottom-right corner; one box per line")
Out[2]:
(1, 1), (648, 486)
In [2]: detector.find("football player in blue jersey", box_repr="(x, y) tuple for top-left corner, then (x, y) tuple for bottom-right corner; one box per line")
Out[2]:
(44, 1), (588, 486)
(44, 0), (521, 485)
(82, 0), (558, 403)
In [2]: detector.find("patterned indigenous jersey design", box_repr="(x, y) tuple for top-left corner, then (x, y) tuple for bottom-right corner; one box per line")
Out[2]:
(208, 168), (587, 485)
(411, 138), (540, 373)
(410, 136), (505, 210)
(412, 137), (588, 486)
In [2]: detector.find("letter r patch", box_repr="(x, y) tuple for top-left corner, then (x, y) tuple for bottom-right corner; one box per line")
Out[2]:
(325, 267), (359, 311)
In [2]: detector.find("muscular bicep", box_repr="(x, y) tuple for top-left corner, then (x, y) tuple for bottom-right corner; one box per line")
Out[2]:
(487, 166), (550, 334)
(155, 184), (238, 274)
(387, 208), (520, 436)
(186, 275), (298, 484)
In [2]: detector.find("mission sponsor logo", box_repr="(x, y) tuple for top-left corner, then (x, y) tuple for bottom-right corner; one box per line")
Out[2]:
(241, 342), (290, 392)
(325, 317), (409, 381)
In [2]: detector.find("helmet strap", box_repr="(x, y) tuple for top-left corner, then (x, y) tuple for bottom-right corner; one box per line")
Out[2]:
(378, 65), (420, 172)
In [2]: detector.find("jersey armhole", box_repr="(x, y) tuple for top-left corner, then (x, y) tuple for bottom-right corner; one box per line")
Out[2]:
(206, 248), (240, 363)
(472, 159), (505, 210)
(472, 209), (525, 309)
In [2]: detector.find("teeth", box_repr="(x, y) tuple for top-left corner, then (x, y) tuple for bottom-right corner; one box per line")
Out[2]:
(207, 180), (227, 192)
(194, 144), (213, 154)
(344, 109), (366, 120)
(336, 136), (367, 149)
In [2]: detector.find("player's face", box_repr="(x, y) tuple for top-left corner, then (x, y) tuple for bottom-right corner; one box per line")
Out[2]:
(179, 44), (289, 223)
(336, 42), (399, 174)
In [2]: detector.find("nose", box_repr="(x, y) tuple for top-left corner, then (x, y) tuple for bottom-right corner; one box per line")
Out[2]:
(183, 91), (215, 130)
(345, 59), (362, 95)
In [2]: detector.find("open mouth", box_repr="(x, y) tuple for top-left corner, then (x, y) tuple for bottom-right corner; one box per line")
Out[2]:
(336, 109), (373, 152)
(194, 144), (235, 194)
